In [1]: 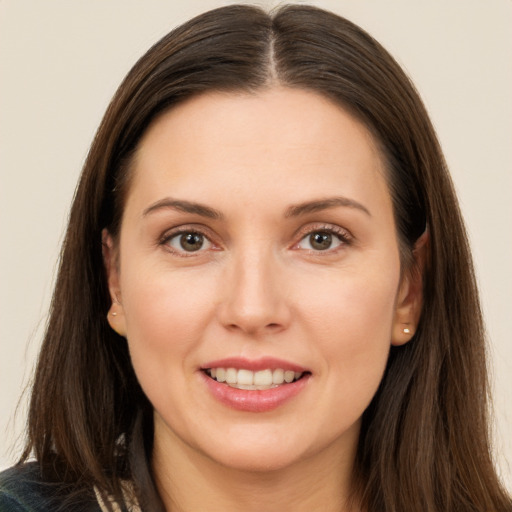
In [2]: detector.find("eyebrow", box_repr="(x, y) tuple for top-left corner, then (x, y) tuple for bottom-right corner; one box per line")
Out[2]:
(142, 198), (224, 220)
(284, 196), (371, 217)
(142, 195), (370, 220)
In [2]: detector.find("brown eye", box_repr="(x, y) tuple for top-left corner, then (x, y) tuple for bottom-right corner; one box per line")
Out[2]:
(180, 233), (204, 251)
(296, 228), (348, 252)
(167, 232), (210, 252)
(309, 231), (333, 250)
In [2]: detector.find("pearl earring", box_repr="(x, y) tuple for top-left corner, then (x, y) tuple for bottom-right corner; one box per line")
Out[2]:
(403, 327), (411, 334)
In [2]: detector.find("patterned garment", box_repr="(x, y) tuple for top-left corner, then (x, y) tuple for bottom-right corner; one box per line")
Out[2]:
(0, 463), (139, 512)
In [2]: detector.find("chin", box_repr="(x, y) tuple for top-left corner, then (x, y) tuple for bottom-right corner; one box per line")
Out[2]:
(212, 446), (305, 474)
(197, 425), (335, 475)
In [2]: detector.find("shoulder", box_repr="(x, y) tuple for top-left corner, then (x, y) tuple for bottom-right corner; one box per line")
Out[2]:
(0, 462), (102, 512)
(0, 463), (46, 512)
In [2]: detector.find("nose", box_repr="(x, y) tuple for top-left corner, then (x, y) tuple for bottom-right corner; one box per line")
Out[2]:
(217, 246), (291, 336)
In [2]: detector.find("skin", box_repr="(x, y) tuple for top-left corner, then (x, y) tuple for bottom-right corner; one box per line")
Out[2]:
(104, 87), (423, 511)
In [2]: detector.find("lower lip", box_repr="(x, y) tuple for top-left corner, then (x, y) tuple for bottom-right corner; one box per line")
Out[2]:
(201, 372), (310, 413)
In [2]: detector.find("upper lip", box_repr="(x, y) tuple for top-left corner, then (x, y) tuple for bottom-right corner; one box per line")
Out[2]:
(201, 357), (309, 373)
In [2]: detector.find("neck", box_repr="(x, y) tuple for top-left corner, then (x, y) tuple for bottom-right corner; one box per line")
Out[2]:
(151, 424), (361, 512)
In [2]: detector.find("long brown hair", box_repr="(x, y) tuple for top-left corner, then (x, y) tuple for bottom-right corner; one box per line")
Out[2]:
(21, 4), (511, 511)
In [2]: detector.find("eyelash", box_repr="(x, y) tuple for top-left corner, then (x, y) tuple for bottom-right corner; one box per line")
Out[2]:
(159, 226), (218, 257)
(292, 224), (353, 254)
(159, 223), (353, 257)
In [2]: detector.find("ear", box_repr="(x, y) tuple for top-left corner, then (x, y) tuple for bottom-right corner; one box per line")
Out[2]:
(102, 229), (127, 337)
(391, 230), (429, 346)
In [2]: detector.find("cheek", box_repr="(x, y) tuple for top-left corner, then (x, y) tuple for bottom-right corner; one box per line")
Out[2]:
(122, 262), (217, 334)
(298, 262), (399, 340)
(296, 264), (399, 399)
(118, 264), (220, 385)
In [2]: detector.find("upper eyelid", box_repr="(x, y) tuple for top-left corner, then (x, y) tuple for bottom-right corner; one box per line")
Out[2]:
(294, 223), (353, 240)
(160, 224), (216, 243)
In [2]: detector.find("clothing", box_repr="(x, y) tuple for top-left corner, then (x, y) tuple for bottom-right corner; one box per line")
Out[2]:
(0, 463), (130, 512)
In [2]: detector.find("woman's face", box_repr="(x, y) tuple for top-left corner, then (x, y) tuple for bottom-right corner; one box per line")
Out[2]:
(106, 87), (418, 474)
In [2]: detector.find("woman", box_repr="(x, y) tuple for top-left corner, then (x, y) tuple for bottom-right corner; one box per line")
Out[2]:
(0, 4), (510, 511)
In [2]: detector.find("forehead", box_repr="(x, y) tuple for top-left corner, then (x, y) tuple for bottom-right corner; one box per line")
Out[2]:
(125, 87), (389, 217)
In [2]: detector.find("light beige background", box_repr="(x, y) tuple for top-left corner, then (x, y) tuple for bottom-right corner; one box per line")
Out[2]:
(1, 0), (511, 490)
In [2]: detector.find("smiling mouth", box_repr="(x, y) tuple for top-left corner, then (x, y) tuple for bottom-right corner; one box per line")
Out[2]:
(204, 368), (308, 390)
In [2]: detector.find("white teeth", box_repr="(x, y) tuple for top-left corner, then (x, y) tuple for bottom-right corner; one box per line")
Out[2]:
(254, 369), (272, 386)
(226, 368), (237, 384)
(237, 369), (254, 385)
(206, 367), (304, 388)
(235, 384), (254, 390)
(284, 370), (295, 383)
(272, 368), (284, 384)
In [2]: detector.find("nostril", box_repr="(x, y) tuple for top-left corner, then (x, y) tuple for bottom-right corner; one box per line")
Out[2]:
(226, 322), (282, 332)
